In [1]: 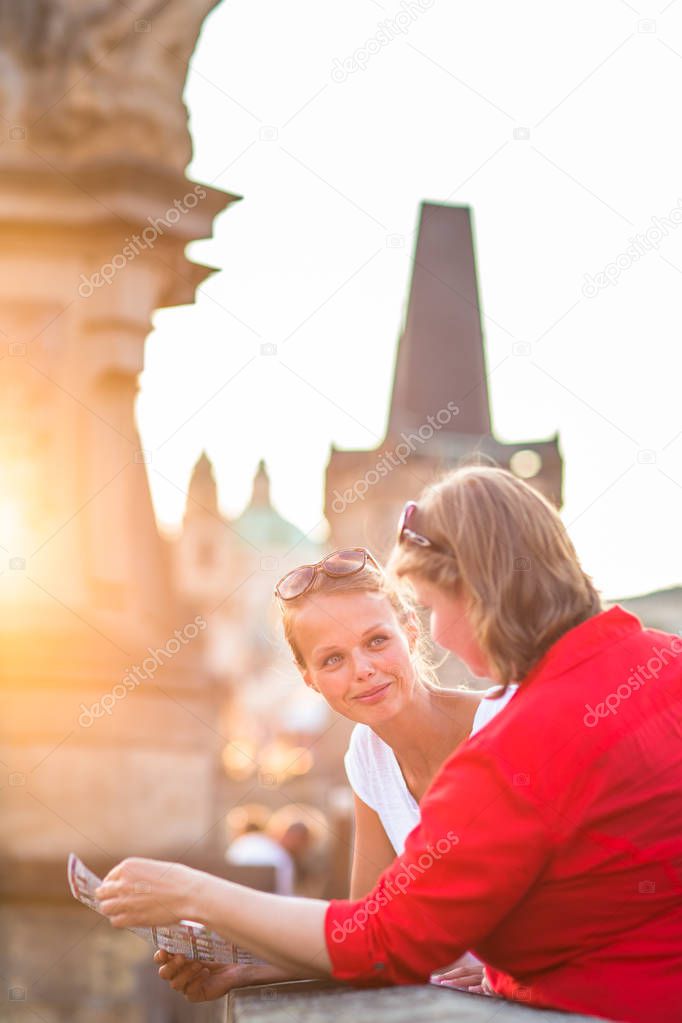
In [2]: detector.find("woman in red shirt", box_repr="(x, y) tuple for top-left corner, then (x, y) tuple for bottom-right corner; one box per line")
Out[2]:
(97, 466), (682, 1023)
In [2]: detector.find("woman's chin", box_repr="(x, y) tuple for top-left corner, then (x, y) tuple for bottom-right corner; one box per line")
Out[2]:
(455, 655), (494, 681)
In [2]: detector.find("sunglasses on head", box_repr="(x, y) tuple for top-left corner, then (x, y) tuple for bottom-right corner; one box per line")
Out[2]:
(275, 547), (381, 601)
(397, 501), (450, 556)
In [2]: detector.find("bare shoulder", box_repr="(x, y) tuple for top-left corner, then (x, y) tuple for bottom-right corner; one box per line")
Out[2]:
(431, 686), (485, 729)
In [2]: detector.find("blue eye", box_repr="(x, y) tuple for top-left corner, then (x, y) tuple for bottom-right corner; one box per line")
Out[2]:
(321, 635), (388, 667)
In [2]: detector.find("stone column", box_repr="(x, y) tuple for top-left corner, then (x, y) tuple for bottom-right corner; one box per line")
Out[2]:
(0, 4), (240, 1018)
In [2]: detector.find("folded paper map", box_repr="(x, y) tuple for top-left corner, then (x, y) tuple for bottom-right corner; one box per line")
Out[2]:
(67, 852), (258, 965)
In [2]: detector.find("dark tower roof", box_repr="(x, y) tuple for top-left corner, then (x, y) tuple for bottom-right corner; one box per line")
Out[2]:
(387, 202), (491, 439)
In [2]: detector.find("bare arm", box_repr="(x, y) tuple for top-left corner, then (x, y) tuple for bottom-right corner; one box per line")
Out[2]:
(186, 794), (394, 976)
(187, 874), (332, 976)
(159, 793), (397, 1000)
(187, 794), (395, 976)
(96, 858), (333, 977)
(97, 792), (398, 986)
(349, 792), (397, 899)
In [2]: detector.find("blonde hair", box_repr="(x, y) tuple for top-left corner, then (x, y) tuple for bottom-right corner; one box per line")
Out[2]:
(278, 553), (439, 687)
(388, 465), (602, 689)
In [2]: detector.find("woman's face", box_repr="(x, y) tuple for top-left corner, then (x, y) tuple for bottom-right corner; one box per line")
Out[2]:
(293, 590), (418, 725)
(408, 576), (494, 681)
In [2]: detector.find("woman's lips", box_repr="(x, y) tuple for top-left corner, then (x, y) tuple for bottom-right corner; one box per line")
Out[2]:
(353, 681), (392, 703)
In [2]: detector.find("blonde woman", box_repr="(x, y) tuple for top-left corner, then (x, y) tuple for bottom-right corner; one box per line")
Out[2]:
(98, 467), (682, 1023)
(152, 547), (512, 1000)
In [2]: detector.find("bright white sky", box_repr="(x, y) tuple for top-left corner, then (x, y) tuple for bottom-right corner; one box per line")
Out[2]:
(137, 0), (682, 601)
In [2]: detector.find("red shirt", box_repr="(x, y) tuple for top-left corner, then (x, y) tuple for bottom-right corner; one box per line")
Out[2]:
(325, 607), (682, 1023)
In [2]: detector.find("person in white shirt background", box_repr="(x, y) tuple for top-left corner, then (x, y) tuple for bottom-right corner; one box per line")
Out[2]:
(156, 547), (516, 1002)
(225, 813), (312, 897)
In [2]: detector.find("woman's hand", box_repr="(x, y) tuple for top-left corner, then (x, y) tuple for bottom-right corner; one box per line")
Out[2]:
(430, 953), (485, 991)
(154, 950), (302, 1002)
(477, 970), (494, 996)
(95, 857), (199, 928)
(154, 950), (256, 1002)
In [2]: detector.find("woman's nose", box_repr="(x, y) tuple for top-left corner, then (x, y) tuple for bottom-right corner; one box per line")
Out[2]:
(352, 651), (376, 679)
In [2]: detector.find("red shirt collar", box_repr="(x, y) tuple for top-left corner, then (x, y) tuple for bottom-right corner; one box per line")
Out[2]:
(520, 605), (643, 688)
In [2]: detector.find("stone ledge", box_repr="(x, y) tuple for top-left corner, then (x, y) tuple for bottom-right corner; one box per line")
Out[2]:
(228, 980), (614, 1023)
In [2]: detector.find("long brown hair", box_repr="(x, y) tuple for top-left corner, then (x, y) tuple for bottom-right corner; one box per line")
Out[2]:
(278, 554), (440, 686)
(388, 465), (602, 688)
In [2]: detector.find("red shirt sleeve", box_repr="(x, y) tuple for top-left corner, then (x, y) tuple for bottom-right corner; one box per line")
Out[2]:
(325, 747), (553, 985)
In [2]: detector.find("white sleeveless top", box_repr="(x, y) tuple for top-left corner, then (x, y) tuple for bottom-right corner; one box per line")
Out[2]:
(344, 686), (518, 854)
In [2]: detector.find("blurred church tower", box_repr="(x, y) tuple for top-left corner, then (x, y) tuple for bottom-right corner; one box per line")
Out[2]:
(174, 454), (321, 682)
(325, 202), (564, 557)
